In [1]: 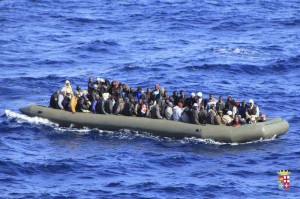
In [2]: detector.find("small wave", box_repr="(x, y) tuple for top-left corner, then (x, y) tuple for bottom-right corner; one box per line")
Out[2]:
(4, 110), (57, 127)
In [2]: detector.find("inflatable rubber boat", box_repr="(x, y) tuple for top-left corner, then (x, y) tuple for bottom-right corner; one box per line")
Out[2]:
(19, 105), (289, 143)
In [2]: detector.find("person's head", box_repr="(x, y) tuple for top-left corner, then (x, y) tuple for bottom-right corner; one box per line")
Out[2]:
(259, 113), (267, 122)
(191, 92), (195, 98)
(138, 87), (142, 92)
(178, 102), (183, 108)
(168, 102), (173, 107)
(200, 105), (205, 111)
(227, 95), (232, 101)
(124, 97), (129, 103)
(193, 103), (198, 109)
(138, 98), (143, 104)
(95, 94), (100, 100)
(180, 90), (184, 96)
(218, 110), (223, 116)
(197, 92), (202, 99)
(76, 85), (81, 91)
(155, 83), (159, 90)
(249, 99), (254, 106)
(65, 80), (70, 86)
(88, 77), (93, 83)
(147, 88), (151, 93)
(93, 84), (98, 90)
(55, 90), (60, 95)
(130, 87), (135, 92)
(234, 101), (240, 107)
(159, 87), (165, 94)
(242, 100), (246, 105)
(219, 96), (223, 101)
(227, 110), (233, 117)
(173, 90), (178, 96)
(209, 94), (214, 100)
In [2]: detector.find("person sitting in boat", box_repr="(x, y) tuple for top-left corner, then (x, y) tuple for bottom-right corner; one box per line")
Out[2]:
(61, 80), (73, 95)
(216, 96), (225, 114)
(77, 93), (90, 112)
(104, 95), (115, 114)
(61, 91), (72, 110)
(232, 100), (240, 118)
(239, 100), (247, 119)
(190, 103), (200, 125)
(214, 110), (225, 125)
(232, 115), (241, 127)
(222, 110), (233, 126)
(164, 102), (173, 120)
(258, 113), (267, 122)
(142, 87), (151, 103)
(150, 99), (163, 119)
(113, 97), (125, 115)
(134, 98), (147, 117)
(225, 95), (233, 113)
(172, 102), (183, 121)
(122, 97), (134, 116)
(57, 91), (66, 110)
(246, 99), (258, 123)
(181, 107), (191, 123)
(95, 78), (105, 95)
(172, 90), (179, 106)
(208, 107), (216, 124)
(127, 87), (135, 101)
(91, 94), (100, 113)
(70, 91), (81, 113)
(199, 105), (208, 124)
(89, 84), (99, 101)
(49, 90), (60, 109)
(185, 92), (197, 109)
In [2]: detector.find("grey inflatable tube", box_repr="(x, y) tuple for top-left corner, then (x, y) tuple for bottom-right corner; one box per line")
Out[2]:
(19, 105), (289, 143)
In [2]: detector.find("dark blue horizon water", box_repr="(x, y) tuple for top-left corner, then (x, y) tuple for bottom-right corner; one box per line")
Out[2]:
(0, 0), (300, 198)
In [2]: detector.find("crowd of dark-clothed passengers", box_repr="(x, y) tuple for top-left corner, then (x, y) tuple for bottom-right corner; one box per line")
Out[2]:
(49, 78), (267, 127)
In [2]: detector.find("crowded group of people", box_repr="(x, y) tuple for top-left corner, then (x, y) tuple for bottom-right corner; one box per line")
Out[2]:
(49, 77), (267, 127)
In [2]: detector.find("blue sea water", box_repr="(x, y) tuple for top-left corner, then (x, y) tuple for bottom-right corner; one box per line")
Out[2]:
(0, 0), (300, 198)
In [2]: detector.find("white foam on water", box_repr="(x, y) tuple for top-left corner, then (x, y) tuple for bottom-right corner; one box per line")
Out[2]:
(4, 110), (58, 127)
(4, 110), (277, 145)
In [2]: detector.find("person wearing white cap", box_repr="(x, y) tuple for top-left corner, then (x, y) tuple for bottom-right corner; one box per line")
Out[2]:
(61, 80), (73, 95)
(222, 110), (233, 125)
(190, 103), (200, 124)
(196, 92), (206, 111)
(186, 92), (197, 108)
(246, 99), (259, 123)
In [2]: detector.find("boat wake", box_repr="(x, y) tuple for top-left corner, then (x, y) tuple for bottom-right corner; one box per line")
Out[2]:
(4, 110), (277, 146)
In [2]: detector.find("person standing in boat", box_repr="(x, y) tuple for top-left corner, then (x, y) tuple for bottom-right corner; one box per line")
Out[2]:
(122, 97), (134, 116)
(142, 88), (152, 103)
(178, 90), (186, 106)
(87, 77), (94, 94)
(206, 94), (217, 112)
(151, 83), (160, 101)
(190, 103), (200, 125)
(216, 96), (225, 114)
(186, 92), (197, 109)
(61, 80), (73, 95)
(196, 92), (206, 111)
(238, 100), (247, 119)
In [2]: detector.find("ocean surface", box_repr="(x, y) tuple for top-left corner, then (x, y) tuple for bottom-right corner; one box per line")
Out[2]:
(0, 0), (299, 198)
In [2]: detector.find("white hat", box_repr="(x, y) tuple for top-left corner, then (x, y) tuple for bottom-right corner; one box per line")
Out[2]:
(100, 78), (105, 83)
(249, 99), (254, 104)
(65, 80), (70, 84)
(191, 92), (195, 97)
(193, 103), (198, 107)
(227, 110), (232, 116)
(197, 92), (202, 97)
(102, 93), (110, 101)
(96, 77), (101, 81)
